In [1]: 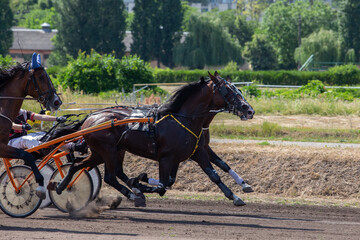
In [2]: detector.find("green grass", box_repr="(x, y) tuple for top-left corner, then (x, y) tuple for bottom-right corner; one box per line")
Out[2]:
(210, 122), (360, 144)
(20, 88), (360, 143)
(249, 97), (360, 116)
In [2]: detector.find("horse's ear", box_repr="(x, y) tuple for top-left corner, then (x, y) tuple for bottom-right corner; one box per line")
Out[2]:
(214, 71), (219, 77)
(226, 75), (232, 82)
(37, 54), (42, 66)
(208, 71), (216, 81)
(31, 52), (40, 69)
(200, 76), (205, 83)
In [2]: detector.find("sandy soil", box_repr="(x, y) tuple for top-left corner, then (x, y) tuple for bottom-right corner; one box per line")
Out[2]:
(1, 194), (360, 240)
(2, 115), (360, 239)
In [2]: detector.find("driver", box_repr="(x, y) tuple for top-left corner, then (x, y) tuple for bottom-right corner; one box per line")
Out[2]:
(9, 109), (86, 153)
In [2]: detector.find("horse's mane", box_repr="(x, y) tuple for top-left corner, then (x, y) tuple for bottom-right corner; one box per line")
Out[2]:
(0, 62), (30, 89)
(159, 78), (208, 114)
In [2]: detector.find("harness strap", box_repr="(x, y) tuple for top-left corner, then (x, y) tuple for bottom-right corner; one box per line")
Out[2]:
(156, 114), (203, 159)
(0, 113), (13, 125)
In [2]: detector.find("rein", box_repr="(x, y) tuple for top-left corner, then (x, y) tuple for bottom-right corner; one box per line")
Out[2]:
(156, 114), (203, 159)
(0, 96), (39, 100)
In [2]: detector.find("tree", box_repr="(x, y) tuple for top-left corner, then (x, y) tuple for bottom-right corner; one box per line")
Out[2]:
(0, 0), (13, 56)
(236, 0), (271, 22)
(339, 0), (360, 62)
(131, 0), (160, 62)
(17, 8), (57, 29)
(159, 0), (183, 68)
(173, 14), (243, 69)
(233, 15), (254, 47)
(208, 9), (254, 47)
(295, 29), (341, 65)
(243, 34), (278, 70)
(51, 0), (126, 65)
(262, 0), (336, 69)
(131, 0), (184, 68)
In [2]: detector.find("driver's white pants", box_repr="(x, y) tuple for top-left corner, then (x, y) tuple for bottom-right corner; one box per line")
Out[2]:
(9, 132), (72, 152)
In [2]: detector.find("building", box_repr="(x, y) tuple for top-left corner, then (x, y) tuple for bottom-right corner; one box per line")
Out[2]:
(9, 23), (57, 66)
(9, 24), (134, 67)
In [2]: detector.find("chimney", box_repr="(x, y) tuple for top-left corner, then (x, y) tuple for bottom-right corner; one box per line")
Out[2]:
(41, 22), (51, 33)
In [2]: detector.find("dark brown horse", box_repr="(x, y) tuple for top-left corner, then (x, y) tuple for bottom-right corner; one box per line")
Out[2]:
(0, 53), (62, 199)
(56, 72), (254, 205)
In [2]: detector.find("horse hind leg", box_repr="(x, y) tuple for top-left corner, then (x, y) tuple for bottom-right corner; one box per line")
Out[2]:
(105, 165), (146, 207)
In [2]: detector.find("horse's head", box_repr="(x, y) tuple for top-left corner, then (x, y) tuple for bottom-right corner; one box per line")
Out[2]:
(208, 71), (254, 120)
(27, 53), (62, 111)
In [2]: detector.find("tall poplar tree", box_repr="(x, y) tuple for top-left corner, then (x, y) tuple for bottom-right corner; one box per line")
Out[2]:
(131, 0), (160, 62)
(159, 0), (183, 68)
(52, 0), (126, 64)
(0, 0), (13, 56)
(339, 0), (360, 62)
(131, 0), (183, 68)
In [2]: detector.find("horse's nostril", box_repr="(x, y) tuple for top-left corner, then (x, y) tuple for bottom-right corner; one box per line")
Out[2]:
(54, 100), (60, 106)
(248, 111), (253, 115)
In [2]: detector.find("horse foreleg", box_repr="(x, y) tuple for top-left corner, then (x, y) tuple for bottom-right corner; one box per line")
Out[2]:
(56, 152), (100, 195)
(207, 146), (253, 193)
(194, 150), (246, 206)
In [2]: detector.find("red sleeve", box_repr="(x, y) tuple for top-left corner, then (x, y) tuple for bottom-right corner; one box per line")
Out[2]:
(30, 112), (35, 122)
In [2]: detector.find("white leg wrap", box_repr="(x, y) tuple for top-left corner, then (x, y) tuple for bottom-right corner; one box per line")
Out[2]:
(229, 169), (244, 185)
(148, 178), (159, 186)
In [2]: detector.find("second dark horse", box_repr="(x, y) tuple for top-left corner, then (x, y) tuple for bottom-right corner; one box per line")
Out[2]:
(56, 72), (255, 206)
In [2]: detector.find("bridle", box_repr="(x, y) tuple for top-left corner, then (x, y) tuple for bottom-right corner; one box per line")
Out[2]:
(211, 76), (249, 119)
(24, 67), (56, 106)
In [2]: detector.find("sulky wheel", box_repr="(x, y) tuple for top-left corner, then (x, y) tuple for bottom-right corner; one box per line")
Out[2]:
(49, 163), (93, 213)
(88, 166), (102, 200)
(0, 166), (42, 218)
(36, 160), (55, 209)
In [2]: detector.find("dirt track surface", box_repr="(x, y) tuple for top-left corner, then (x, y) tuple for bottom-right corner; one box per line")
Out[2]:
(1, 197), (360, 240)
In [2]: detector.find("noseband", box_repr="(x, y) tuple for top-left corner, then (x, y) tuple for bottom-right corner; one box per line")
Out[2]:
(212, 77), (247, 117)
(25, 68), (56, 105)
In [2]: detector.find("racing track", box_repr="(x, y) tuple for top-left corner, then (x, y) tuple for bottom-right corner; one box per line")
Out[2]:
(1, 197), (360, 240)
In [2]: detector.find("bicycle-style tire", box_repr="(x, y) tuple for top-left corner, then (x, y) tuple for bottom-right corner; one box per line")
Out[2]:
(0, 166), (42, 218)
(88, 166), (102, 200)
(49, 163), (93, 213)
(36, 160), (55, 209)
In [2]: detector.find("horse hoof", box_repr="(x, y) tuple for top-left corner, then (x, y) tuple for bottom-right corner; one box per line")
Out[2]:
(138, 173), (148, 183)
(55, 185), (63, 195)
(47, 181), (57, 191)
(233, 198), (246, 206)
(134, 197), (146, 207)
(242, 183), (254, 193)
(35, 186), (46, 200)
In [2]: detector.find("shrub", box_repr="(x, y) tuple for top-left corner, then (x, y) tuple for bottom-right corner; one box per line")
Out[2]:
(243, 85), (261, 98)
(118, 55), (154, 92)
(327, 64), (360, 85)
(57, 51), (154, 93)
(0, 55), (16, 68)
(296, 80), (326, 96)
